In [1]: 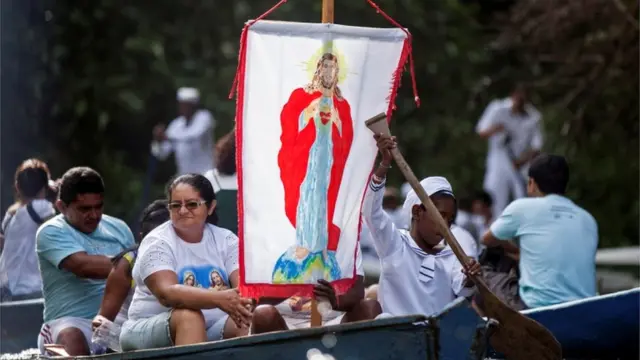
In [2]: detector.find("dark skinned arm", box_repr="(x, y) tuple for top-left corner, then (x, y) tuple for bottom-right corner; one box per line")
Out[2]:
(97, 259), (132, 321)
(481, 231), (520, 261)
(313, 275), (365, 312)
(59, 252), (113, 279)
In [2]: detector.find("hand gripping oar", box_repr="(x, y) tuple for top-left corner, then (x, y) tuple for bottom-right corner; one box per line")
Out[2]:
(365, 113), (562, 360)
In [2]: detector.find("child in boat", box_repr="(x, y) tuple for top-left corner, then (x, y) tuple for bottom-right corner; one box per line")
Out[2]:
(91, 200), (170, 352)
(120, 174), (253, 351)
(362, 133), (481, 317)
(250, 242), (382, 333)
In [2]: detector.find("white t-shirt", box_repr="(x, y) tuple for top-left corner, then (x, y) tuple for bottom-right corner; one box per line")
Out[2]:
(127, 222), (238, 327)
(476, 98), (543, 175)
(0, 199), (54, 295)
(151, 109), (216, 175)
(362, 179), (477, 317)
(204, 168), (238, 193)
(275, 245), (364, 320)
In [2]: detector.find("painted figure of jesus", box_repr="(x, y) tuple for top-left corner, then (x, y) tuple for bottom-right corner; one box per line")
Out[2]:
(272, 52), (354, 284)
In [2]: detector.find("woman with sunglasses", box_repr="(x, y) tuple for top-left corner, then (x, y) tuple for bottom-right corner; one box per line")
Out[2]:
(120, 174), (252, 351)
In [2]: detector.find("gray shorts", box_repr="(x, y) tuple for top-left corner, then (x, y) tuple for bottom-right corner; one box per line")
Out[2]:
(120, 311), (229, 351)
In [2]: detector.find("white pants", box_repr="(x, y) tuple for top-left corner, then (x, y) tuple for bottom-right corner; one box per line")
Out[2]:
(282, 313), (345, 329)
(483, 165), (526, 218)
(38, 317), (96, 355)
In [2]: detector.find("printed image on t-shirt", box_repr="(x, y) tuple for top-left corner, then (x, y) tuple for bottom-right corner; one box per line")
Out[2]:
(178, 265), (229, 291)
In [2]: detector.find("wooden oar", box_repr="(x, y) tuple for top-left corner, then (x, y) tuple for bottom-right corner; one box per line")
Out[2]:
(365, 112), (562, 360)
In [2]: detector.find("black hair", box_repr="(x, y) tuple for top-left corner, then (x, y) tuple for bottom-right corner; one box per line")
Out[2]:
(111, 199), (170, 266)
(166, 173), (218, 225)
(139, 199), (170, 240)
(58, 167), (105, 205)
(15, 159), (50, 198)
(528, 154), (569, 195)
(217, 132), (236, 176)
(473, 190), (493, 207)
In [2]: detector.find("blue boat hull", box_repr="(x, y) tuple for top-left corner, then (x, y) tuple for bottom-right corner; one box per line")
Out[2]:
(489, 288), (640, 359)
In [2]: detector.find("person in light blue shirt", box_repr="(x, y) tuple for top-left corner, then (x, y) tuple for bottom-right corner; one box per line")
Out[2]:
(482, 154), (598, 309)
(36, 167), (135, 356)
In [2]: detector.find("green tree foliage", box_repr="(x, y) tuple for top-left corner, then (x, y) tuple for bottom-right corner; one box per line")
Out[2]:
(0, 0), (636, 246)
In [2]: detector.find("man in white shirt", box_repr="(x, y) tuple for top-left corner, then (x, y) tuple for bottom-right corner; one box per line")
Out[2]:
(362, 133), (480, 317)
(476, 84), (543, 218)
(151, 87), (216, 175)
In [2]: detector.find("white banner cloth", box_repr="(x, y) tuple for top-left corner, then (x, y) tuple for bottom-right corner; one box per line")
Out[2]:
(236, 20), (409, 297)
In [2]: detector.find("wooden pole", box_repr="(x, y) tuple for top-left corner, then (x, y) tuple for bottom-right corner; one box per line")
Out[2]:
(310, 0), (335, 328)
(322, 0), (334, 23)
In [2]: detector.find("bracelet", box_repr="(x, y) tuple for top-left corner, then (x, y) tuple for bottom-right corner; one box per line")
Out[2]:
(372, 174), (386, 183)
(379, 162), (392, 169)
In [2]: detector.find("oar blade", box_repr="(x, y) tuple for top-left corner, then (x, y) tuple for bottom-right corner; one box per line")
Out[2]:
(481, 285), (562, 359)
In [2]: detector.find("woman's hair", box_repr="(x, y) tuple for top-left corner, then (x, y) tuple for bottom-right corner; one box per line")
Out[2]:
(7, 159), (52, 216)
(15, 159), (51, 199)
(166, 173), (218, 225)
(216, 131), (236, 176)
(110, 199), (170, 266)
(139, 199), (170, 240)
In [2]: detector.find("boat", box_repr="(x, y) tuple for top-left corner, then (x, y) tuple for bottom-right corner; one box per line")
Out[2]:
(4, 289), (639, 359)
(0, 298), (44, 355)
(487, 287), (640, 359)
(0, 297), (488, 359)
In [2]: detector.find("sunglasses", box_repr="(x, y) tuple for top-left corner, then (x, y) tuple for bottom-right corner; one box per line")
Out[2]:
(167, 200), (207, 212)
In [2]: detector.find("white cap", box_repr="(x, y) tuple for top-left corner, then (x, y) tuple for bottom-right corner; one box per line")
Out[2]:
(177, 87), (200, 103)
(399, 176), (454, 229)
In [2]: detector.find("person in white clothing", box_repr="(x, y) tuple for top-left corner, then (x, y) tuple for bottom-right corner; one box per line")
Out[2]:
(362, 133), (481, 317)
(120, 174), (252, 351)
(151, 87), (216, 175)
(476, 84), (543, 218)
(204, 129), (238, 234)
(0, 159), (56, 300)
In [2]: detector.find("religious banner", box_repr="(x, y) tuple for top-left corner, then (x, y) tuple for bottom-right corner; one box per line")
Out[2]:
(234, 20), (414, 298)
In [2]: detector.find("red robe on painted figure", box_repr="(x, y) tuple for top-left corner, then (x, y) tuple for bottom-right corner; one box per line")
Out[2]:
(277, 87), (354, 252)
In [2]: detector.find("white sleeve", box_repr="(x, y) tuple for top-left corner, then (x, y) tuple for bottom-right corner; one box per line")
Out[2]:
(530, 122), (543, 151)
(224, 231), (239, 274)
(475, 100), (502, 134)
(137, 236), (177, 281)
(151, 140), (173, 160)
(167, 111), (212, 141)
(31, 199), (55, 219)
(451, 226), (478, 259)
(355, 244), (364, 276)
(451, 258), (474, 298)
(361, 178), (402, 259)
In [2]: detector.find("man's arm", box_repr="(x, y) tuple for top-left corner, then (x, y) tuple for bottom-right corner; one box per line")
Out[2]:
(481, 201), (523, 261)
(362, 172), (402, 258)
(167, 111), (212, 141)
(334, 275), (365, 312)
(37, 225), (112, 279)
(481, 231), (520, 261)
(476, 101), (504, 139)
(60, 253), (113, 279)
